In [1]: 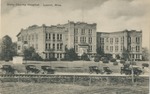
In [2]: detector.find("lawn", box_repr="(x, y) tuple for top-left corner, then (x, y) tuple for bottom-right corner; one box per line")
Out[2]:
(0, 60), (149, 73)
(0, 82), (149, 94)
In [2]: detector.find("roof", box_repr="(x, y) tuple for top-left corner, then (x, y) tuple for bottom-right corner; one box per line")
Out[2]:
(97, 30), (142, 34)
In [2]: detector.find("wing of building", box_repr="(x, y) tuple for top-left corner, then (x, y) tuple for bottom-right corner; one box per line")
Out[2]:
(97, 30), (142, 61)
(16, 21), (97, 60)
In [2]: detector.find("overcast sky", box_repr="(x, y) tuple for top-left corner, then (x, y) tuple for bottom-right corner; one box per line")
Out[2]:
(1, 0), (150, 48)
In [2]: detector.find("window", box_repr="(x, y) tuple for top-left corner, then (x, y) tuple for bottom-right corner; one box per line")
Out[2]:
(89, 46), (92, 52)
(110, 46), (113, 52)
(101, 38), (104, 43)
(53, 44), (55, 50)
(49, 44), (51, 49)
(136, 46), (140, 52)
(106, 38), (109, 42)
(81, 29), (85, 35)
(46, 53), (48, 59)
(128, 37), (131, 43)
(75, 45), (78, 52)
(57, 34), (59, 40)
(18, 46), (21, 50)
(57, 53), (59, 58)
(89, 37), (92, 43)
(80, 37), (86, 43)
(49, 33), (51, 40)
(110, 38), (113, 44)
(60, 53), (62, 58)
(60, 34), (62, 40)
(80, 37), (82, 43)
(115, 38), (119, 44)
(121, 46), (123, 51)
(53, 53), (55, 58)
(46, 33), (48, 40)
(129, 46), (131, 51)
(45, 43), (48, 50)
(53, 34), (55, 40)
(60, 44), (62, 50)
(84, 37), (86, 42)
(75, 29), (78, 35)
(115, 46), (118, 52)
(57, 44), (59, 50)
(75, 36), (78, 43)
(101, 45), (104, 51)
(88, 29), (92, 35)
(136, 37), (140, 43)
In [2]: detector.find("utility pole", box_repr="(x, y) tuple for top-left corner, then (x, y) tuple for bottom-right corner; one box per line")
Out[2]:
(131, 47), (134, 85)
(131, 58), (134, 85)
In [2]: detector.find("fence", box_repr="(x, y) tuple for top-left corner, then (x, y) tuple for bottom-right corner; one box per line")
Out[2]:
(0, 75), (149, 86)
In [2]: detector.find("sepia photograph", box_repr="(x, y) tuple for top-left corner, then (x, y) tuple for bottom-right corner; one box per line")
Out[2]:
(0, 0), (150, 94)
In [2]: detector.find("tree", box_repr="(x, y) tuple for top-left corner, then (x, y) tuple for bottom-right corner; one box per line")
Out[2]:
(116, 54), (120, 59)
(81, 53), (90, 61)
(121, 47), (130, 61)
(23, 47), (35, 60)
(96, 47), (104, 56)
(64, 48), (78, 61)
(23, 47), (42, 60)
(142, 47), (149, 61)
(0, 35), (17, 60)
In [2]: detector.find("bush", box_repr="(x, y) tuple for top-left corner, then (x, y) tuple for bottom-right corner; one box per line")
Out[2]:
(113, 61), (118, 65)
(110, 58), (116, 62)
(142, 63), (149, 67)
(94, 58), (100, 62)
(130, 61), (136, 65)
(103, 59), (109, 63)
(60, 58), (66, 61)
(120, 60), (125, 64)
(81, 53), (90, 61)
(44, 58), (57, 61)
(103, 54), (112, 60)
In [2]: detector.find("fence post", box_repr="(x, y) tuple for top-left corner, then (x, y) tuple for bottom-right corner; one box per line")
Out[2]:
(89, 76), (91, 86)
(73, 75), (75, 85)
(18, 76), (20, 82)
(106, 77), (110, 85)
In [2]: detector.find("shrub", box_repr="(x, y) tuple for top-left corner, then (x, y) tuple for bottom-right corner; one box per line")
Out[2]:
(110, 58), (116, 62)
(103, 59), (109, 63)
(103, 54), (112, 60)
(60, 58), (66, 61)
(44, 58), (57, 61)
(120, 60), (125, 64)
(113, 61), (118, 65)
(130, 61), (136, 65)
(142, 63), (149, 67)
(94, 58), (100, 62)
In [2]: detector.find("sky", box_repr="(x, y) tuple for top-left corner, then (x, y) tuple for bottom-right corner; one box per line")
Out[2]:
(1, 0), (150, 49)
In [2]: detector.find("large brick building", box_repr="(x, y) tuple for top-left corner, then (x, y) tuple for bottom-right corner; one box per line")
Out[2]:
(17, 21), (97, 59)
(17, 21), (142, 60)
(97, 30), (142, 60)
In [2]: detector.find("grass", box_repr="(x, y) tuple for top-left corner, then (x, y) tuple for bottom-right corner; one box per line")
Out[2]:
(0, 60), (149, 73)
(0, 82), (149, 94)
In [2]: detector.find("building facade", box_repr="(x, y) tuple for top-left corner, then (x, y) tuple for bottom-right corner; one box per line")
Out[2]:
(97, 30), (142, 60)
(17, 21), (97, 59)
